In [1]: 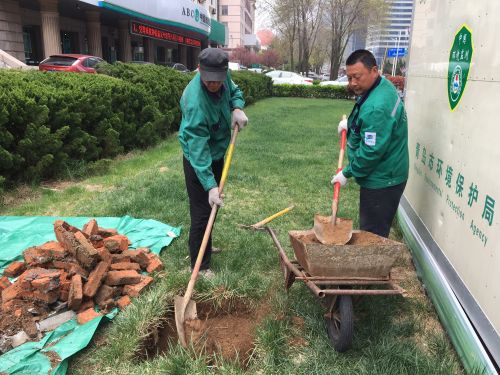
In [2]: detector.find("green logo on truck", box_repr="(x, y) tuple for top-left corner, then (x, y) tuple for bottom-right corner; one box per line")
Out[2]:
(448, 25), (473, 111)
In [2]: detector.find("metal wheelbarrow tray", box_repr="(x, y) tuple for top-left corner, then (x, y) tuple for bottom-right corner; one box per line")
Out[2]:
(265, 227), (407, 353)
(289, 229), (405, 279)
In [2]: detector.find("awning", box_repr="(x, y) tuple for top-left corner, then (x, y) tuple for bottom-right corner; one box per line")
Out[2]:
(209, 19), (226, 45)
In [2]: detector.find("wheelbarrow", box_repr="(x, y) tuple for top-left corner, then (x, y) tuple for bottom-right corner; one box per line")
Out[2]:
(265, 227), (407, 352)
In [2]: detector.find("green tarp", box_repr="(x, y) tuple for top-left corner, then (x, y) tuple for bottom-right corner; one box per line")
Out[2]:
(0, 215), (181, 374)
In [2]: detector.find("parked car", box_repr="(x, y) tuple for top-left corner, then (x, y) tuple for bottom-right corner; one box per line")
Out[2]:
(166, 62), (190, 73)
(265, 70), (313, 85)
(248, 67), (263, 73)
(38, 54), (104, 73)
(128, 60), (154, 65)
(319, 75), (349, 86)
(228, 62), (241, 71)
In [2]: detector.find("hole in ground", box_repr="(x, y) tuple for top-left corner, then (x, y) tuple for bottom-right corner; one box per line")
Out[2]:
(137, 298), (266, 368)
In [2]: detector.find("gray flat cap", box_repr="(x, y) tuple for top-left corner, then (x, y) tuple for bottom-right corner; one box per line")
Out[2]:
(198, 48), (228, 82)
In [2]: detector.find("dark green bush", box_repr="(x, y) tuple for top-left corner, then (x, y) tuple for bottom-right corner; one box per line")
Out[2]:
(0, 64), (272, 185)
(230, 71), (273, 105)
(272, 84), (353, 100)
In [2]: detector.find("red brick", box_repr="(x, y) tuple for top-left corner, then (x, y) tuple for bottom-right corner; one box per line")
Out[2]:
(105, 270), (141, 286)
(0, 276), (11, 291)
(111, 262), (141, 271)
(117, 295), (131, 309)
(146, 256), (164, 273)
(104, 235), (129, 253)
(122, 249), (149, 269)
(54, 221), (79, 255)
(23, 247), (51, 265)
(123, 276), (154, 297)
(94, 284), (115, 305)
(77, 308), (102, 325)
(39, 241), (67, 259)
(89, 235), (104, 249)
(96, 247), (112, 263)
(2, 299), (16, 312)
(18, 268), (61, 291)
(98, 298), (116, 312)
(59, 271), (71, 291)
(74, 231), (99, 271)
(97, 227), (118, 238)
(3, 261), (26, 278)
(2, 283), (22, 302)
(52, 261), (89, 279)
(83, 219), (99, 236)
(60, 289), (69, 302)
(83, 261), (110, 298)
(32, 289), (59, 304)
(78, 299), (94, 313)
(68, 274), (83, 310)
(111, 254), (131, 263)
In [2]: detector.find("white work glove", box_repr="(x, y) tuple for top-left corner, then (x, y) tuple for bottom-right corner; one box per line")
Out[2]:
(231, 109), (248, 131)
(337, 117), (348, 135)
(331, 171), (348, 187)
(208, 187), (223, 207)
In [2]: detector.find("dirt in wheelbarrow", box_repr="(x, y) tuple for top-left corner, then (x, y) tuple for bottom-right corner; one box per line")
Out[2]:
(136, 295), (270, 368)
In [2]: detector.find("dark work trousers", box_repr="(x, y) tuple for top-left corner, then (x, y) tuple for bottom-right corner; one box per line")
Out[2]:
(359, 182), (407, 238)
(183, 156), (224, 270)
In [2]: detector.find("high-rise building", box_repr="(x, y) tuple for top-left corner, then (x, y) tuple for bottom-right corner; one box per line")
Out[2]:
(365, 0), (414, 67)
(218, 0), (259, 51)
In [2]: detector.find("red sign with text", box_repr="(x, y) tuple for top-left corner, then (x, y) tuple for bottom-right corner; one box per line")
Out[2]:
(130, 21), (201, 47)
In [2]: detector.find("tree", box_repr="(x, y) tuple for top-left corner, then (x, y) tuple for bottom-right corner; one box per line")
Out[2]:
(296, 0), (324, 74)
(260, 49), (282, 68)
(230, 46), (259, 67)
(326, 0), (386, 79)
(262, 0), (299, 71)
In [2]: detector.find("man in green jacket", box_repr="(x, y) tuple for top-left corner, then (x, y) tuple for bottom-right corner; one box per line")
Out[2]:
(331, 49), (409, 238)
(178, 48), (247, 277)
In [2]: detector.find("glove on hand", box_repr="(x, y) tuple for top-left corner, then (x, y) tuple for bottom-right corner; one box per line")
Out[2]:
(231, 109), (248, 131)
(337, 117), (348, 135)
(331, 171), (348, 187)
(208, 187), (223, 207)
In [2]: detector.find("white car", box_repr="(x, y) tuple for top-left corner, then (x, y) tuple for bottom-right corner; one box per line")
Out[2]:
(265, 70), (313, 85)
(319, 75), (349, 86)
(228, 62), (240, 71)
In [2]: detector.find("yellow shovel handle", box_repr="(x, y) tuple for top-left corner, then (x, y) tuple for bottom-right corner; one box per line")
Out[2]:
(252, 205), (295, 228)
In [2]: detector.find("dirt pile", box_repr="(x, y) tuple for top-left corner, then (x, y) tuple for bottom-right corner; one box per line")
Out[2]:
(0, 219), (164, 354)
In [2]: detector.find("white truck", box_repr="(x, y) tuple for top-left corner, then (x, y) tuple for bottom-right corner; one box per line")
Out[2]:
(400, 1), (499, 373)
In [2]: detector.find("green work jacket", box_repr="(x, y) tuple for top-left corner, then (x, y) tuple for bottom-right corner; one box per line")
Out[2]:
(343, 76), (409, 189)
(179, 72), (245, 191)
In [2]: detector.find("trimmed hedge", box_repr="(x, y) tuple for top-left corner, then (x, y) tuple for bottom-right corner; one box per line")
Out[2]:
(230, 71), (273, 105)
(272, 84), (353, 99)
(0, 64), (272, 185)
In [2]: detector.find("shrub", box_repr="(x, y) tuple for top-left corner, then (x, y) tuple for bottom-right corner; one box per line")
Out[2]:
(272, 84), (353, 99)
(0, 64), (272, 185)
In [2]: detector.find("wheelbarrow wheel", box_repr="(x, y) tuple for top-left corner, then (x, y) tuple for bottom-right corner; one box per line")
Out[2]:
(325, 295), (353, 352)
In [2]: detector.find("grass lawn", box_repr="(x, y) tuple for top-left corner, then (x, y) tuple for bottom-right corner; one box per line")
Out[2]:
(0, 97), (464, 374)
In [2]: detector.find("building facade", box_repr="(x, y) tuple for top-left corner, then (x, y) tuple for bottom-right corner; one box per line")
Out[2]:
(218, 0), (258, 51)
(365, 0), (414, 67)
(0, 0), (227, 69)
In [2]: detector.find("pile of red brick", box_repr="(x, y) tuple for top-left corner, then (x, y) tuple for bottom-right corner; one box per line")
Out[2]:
(1, 219), (164, 329)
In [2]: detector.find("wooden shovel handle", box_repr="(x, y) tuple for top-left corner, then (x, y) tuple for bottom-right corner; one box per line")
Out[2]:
(183, 125), (239, 303)
(332, 116), (347, 223)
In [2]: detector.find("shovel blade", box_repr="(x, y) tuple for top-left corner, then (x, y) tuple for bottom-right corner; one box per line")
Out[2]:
(174, 295), (198, 347)
(313, 214), (353, 245)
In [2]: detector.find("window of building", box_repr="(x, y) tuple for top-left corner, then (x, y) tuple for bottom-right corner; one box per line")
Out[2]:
(221, 5), (228, 15)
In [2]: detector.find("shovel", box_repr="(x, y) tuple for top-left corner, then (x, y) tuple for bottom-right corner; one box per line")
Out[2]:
(175, 125), (239, 348)
(238, 205), (295, 230)
(313, 115), (353, 245)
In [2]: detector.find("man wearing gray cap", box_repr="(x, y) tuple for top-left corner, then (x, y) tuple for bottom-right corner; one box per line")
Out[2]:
(179, 48), (248, 277)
